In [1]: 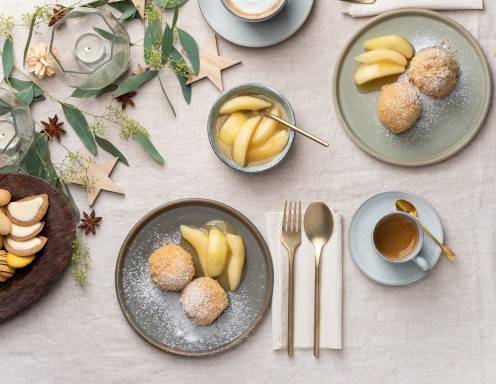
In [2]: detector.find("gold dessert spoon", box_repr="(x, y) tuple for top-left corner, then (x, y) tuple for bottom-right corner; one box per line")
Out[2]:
(304, 202), (334, 357)
(265, 113), (329, 147)
(340, 0), (376, 4)
(395, 199), (456, 261)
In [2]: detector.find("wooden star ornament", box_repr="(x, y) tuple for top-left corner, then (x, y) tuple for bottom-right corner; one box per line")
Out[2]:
(70, 156), (124, 207)
(186, 35), (241, 91)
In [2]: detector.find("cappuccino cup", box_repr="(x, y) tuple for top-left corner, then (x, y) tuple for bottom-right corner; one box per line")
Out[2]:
(221, 0), (288, 22)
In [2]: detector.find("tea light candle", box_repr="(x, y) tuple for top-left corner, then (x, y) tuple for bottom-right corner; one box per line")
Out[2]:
(74, 33), (105, 64)
(0, 120), (16, 150)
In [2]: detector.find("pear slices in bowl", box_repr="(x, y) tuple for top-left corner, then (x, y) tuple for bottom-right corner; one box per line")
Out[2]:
(353, 35), (414, 86)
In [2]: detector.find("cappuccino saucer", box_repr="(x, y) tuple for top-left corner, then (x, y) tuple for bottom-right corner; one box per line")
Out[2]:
(198, 0), (314, 48)
(349, 191), (443, 286)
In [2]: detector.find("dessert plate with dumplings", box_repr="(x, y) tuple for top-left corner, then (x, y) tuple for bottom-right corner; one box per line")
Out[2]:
(0, 174), (76, 322)
(332, 9), (491, 166)
(115, 199), (273, 356)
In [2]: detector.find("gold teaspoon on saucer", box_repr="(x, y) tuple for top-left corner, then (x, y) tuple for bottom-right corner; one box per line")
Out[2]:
(395, 199), (456, 261)
(304, 202), (334, 357)
(265, 113), (329, 147)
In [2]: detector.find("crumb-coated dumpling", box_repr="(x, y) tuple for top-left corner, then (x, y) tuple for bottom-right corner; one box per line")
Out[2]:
(149, 243), (195, 291)
(377, 82), (422, 134)
(408, 47), (459, 98)
(180, 277), (228, 325)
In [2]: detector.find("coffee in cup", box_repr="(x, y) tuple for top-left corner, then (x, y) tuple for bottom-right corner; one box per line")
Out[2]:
(222, 0), (287, 22)
(372, 212), (430, 271)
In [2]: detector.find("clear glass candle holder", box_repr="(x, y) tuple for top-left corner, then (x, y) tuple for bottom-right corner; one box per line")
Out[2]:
(49, 7), (130, 90)
(0, 88), (35, 173)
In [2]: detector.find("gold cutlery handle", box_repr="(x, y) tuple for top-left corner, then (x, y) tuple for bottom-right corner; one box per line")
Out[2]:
(267, 113), (329, 147)
(288, 249), (295, 356)
(420, 223), (456, 261)
(314, 253), (322, 357)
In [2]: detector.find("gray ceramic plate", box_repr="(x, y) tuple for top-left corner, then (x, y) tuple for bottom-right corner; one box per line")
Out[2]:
(349, 191), (443, 286)
(333, 9), (492, 167)
(198, 0), (314, 48)
(115, 199), (273, 356)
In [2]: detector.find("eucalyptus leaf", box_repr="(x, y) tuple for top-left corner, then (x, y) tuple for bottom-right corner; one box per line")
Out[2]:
(62, 103), (97, 155)
(23, 13), (37, 66)
(93, 27), (115, 42)
(177, 29), (200, 75)
(2, 39), (14, 78)
(170, 48), (192, 104)
(9, 77), (43, 97)
(71, 84), (117, 98)
(156, 0), (187, 8)
(16, 84), (34, 106)
(110, 1), (138, 20)
(114, 70), (158, 97)
(172, 5), (179, 28)
(23, 132), (80, 222)
(161, 24), (173, 64)
(95, 135), (129, 166)
(135, 132), (165, 164)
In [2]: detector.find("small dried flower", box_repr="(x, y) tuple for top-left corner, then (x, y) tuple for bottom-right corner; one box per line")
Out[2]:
(48, 5), (66, 27)
(71, 235), (90, 287)
(26, 42), (56, 79)
(79, 210), (102, 235)
(168, 58), (193, 80)
(144, 47), (163, 68)
(41, 114), (66, 141)
(89, 119), (107, 136)
(105, 104), (149, 140)
(144, 4), (161, 23)
(57, 151), (94, 191)
(115, 91), (137, 109)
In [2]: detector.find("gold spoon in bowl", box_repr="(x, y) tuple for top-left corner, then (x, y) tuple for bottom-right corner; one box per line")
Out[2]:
(395, 199), (456, 261)
(304, 202), (334, 357)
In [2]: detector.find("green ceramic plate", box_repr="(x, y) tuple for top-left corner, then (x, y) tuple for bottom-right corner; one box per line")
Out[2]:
(333, 9), (492, 167)
(115, 199), (273, 357)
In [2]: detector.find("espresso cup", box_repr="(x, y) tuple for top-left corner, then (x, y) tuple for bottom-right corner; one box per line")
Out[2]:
(372, 212), (430, 272)
(221, 0), (288, 23)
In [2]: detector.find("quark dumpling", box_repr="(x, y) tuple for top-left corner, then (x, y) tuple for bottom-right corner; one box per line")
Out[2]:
(149, 243), (195, 291)
(408, 48), (459, 98)
(180, 277), (228, 325)
(377, 82), (422, 134)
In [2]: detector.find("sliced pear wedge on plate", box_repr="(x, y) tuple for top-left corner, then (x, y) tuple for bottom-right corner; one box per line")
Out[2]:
(363, 35), (414, 59)
(354, 48), (408, 66)
(354, 62), (405, 85)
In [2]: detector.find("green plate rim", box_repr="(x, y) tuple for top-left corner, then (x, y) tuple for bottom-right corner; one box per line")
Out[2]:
(114, 198), (274, 357)
(332, 8), (493, 167)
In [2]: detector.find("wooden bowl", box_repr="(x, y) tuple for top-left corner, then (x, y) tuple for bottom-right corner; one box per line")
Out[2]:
(0, 174), (76, 322)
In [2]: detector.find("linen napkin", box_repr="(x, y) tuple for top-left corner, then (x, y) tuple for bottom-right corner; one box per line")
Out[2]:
(265, 208), (342, 350)
(342, 0), (484, 18)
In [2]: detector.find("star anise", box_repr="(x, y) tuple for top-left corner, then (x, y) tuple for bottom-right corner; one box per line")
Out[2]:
(131, 64), (149, 76)
(48, 5), (66, 27)
(41, 114), (66, 141)
(115, 91), (137, 109)
(79, 210), (102, 235)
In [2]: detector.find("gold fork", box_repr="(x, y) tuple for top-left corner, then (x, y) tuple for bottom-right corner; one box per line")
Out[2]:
(281, 201), (302, 356)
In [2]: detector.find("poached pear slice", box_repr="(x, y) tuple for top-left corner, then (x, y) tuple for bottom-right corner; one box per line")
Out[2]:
(207, 227), (229, 277)
(363, 35), (414, 59)
(180, 225), (209, 277)
(354, 62), (405, 85)
(226, 234), (245, 291)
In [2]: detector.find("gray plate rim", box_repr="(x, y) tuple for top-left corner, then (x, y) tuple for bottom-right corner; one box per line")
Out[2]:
(115, 198), (274, 357)
(197, 0), (314, 48)
(332, 8), (493, 167)
(348, 190), (443, 286)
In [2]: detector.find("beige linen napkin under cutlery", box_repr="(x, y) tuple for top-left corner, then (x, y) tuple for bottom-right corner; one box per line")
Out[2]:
(342, 0), (484, 17)
(265, 208), (343, 350)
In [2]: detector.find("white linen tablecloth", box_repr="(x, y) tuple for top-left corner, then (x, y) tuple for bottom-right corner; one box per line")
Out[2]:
(1, 1), (495, 383)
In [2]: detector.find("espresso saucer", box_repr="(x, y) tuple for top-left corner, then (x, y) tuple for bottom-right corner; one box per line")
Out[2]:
(349, 191), (443, 286)
(198, 0), (314, 48)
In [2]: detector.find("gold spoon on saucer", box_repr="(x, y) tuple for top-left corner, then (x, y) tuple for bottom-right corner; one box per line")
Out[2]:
(304, 202), (334, 357)
(395, 199), (456, 261)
